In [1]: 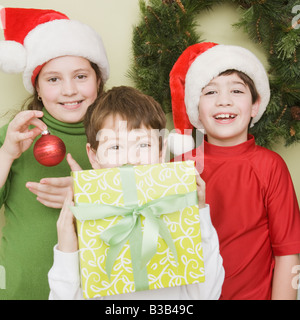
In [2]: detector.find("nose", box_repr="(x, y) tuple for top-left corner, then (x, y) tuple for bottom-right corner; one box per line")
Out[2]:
(216, 91), (232, 107)
(61, 79), (78, 96)
(126, 147), (140, 166)
(114, 147), (140, 167)
(118, 145), (141, 167)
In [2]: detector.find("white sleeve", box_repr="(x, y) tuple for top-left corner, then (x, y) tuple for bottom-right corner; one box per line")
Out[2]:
(48, 245), (84, 300)
(182, 205), (225, 300)
(48, 206), (224, 300)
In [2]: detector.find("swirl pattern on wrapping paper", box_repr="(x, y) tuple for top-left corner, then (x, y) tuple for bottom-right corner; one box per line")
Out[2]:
(72, 161), (205, 299)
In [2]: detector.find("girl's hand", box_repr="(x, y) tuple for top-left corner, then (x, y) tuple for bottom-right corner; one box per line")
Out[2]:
(2, 110), (46, 161)
(26, 153), (82, 209)
(195, 169), (206, 209)
(57, 188), (78, 252)
(26, 176), (73, 209)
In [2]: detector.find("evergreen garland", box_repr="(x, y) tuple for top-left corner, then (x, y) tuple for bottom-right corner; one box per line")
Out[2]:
(128, 0), (300, 149)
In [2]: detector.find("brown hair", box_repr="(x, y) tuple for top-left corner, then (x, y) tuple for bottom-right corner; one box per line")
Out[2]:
(22, 61), (104, 111)
(84, 86), (167, 150)
(219, 69), (259, 104)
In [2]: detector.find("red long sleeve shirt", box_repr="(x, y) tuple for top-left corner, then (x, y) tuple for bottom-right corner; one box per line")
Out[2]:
(174, 135), (300, 299)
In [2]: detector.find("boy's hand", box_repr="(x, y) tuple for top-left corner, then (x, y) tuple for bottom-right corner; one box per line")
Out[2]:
(56, 188), (78, 253)
(66, 153), (82, 171)
(195, 169), (206, 209)
(26, 153), (82, 209)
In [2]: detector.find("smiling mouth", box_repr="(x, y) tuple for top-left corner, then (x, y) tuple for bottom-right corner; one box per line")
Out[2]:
(213, 113), (237, 120)
(59, 100), (83, 108)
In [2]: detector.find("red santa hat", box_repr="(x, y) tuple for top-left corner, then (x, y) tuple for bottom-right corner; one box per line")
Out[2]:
(169, 42), (270, 156)
(0, 7), (109, 93)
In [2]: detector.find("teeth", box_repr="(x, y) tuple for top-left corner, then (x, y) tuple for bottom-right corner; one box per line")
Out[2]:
(62, 101), (80, 106)
(215, 114), (236, 119)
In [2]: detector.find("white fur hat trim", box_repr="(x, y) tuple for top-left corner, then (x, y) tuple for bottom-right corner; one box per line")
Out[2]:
(22, 19), (109, 93)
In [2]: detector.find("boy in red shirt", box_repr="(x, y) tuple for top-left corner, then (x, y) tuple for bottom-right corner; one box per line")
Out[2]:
(169, 42), (300, 299)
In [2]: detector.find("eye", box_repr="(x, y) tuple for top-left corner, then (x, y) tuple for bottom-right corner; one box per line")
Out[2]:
(139, 143), (151, 148)
(76, 74), (87, 80)
(109, 145), (120, 150)
(48, 77), (59, 83)
(203, 90), (217, 95)
(232, 89), (244, 94)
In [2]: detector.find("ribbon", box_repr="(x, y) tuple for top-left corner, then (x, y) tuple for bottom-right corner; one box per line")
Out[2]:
(71, 165), (198, 291)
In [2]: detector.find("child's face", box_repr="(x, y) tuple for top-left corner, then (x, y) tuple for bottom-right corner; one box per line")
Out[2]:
(36, 56), (99, 123)
(87, 114), (166, 169)
(198, 73), (260, 146)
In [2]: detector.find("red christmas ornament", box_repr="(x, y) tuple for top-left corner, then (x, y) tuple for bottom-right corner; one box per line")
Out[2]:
(33, 130), (66, 166)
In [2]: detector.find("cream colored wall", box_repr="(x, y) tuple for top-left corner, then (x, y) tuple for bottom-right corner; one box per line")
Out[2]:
(0, 1), (299, 236)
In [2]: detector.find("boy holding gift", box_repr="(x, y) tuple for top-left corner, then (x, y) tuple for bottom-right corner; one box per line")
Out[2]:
(169, 42), (300, 300)
(48, 86), (224, 300)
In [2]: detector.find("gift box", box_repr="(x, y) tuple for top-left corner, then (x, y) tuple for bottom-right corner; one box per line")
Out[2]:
(71, 161), (205, 299)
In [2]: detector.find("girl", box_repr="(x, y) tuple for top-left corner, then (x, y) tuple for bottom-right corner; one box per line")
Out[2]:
(0, 7), (109, 299)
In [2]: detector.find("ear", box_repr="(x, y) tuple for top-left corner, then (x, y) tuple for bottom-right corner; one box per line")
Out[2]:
(251, 96), (261, 118)
(86, 143), (101, 169)
(35, 82), (40, 97)
(97, 77), (101, 93)
(159, 138), (168, 163)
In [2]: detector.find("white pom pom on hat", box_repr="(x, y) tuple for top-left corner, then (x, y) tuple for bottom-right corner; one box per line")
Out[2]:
(0, 7), (110, 93)
(169, 42), (270, 157)
(0, 40), (26, 73)
(168, 131), (195, 158)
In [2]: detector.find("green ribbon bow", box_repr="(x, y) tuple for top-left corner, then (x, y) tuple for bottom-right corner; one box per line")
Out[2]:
(71, 165), (198, 292)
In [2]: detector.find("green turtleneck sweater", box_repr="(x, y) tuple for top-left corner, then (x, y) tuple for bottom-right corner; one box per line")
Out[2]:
(0, 108), (91, 300)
